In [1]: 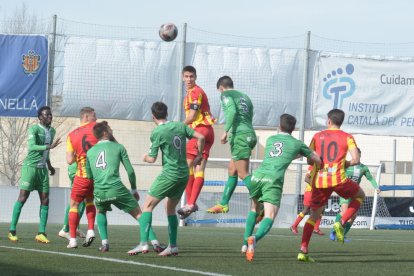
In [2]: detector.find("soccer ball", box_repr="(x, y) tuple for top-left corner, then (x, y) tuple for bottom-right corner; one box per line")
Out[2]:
(159, 23), (178, 42)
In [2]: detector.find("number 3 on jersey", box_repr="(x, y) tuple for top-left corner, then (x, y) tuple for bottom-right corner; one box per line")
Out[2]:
(270, 142), (283, 157)
(95, 151), (107, 169)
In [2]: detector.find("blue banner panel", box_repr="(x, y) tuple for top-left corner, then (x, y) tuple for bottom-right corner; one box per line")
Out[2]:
(0, 35), (48, 117)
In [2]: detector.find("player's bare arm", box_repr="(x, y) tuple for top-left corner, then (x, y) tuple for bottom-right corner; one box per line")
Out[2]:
(143, 154), (156, 163)
(184, 109), (197, 125)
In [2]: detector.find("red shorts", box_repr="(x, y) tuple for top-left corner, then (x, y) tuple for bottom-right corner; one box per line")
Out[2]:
(303, 190), (312, 207)
(310, 178), (360, 209)
(186, 125), (214, 160)
(71, 176), (94, 203)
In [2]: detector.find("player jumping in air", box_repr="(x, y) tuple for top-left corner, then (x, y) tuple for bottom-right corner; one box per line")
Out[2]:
(177, 65), (216, 219)
(207, 76), (257, 214)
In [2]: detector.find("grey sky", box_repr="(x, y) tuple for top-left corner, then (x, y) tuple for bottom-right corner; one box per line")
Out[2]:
(0, 0), (412, 43)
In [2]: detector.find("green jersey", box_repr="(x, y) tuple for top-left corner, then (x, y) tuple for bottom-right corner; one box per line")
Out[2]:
(148, 121), (194, 180)
(346, 163), (378, 188)
(221, 89), (254, 134)
(255, 133), (313, 181)
(86, 140), (136, 191)
(23, 123), (56, 168)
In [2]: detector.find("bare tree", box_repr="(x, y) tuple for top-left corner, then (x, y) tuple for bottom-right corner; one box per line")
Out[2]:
(0, 4), (66, 186)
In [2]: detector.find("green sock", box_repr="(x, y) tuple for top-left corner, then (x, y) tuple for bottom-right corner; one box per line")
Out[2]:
(10, 201), (24, 232)
(149, 227), (158, 241)
(243, 211), (258, 245)
(138, 212), (152, 243)
(78, 200), (86, 220)
(344, 222), (352, 236)
(255, 217), (273, 242)
(39, 205), (49, 233)
(243, 175), (252, 190)
(220, 175), (238, 205)
(97, 212), (108, 240)
(167, 215), (178, 246)
(62, 204), (70, 232)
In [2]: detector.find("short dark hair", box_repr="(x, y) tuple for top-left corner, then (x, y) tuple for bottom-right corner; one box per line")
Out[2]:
(216, 76), (234, 89)
(93, 121), (110, 140)
(182, 65), (196, 75)
(279, 114), (296, 134)
(80, 106), (95, 119)
(151, 102), (168, 120)
(37, 106), (51, 119)
(327, 109), (345, 126)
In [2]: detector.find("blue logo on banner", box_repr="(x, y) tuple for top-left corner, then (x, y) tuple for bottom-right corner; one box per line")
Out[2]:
(0, 35), (48, 117)
(322, 64), (355, 109)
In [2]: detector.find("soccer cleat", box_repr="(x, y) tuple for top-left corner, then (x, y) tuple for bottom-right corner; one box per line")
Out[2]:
(58, 229), (70, 240)
(67, 238), (78, 248)
(82, 230), (95, 247)
(152, 243), (167, 253)
(98, 244), (109, 252)
(128, 243), (149, 255)
(207, 204), (229, 214)
(246, 236), (256, 262)
(313, 229), (325, 236)
(77, 229), (86, 238)
(35, 233), (50, 244)
(290, 226), (298, 235)
(344, 237), (351, 243)
(333, 222), (345, 244)
(241, 244), (247, 254)
(177, 205), (192, 220)
(158, 245), (179, 256)
(329, 230), (336, 241)
(8, 232), (18, 242)
(297, 252), (315, 263)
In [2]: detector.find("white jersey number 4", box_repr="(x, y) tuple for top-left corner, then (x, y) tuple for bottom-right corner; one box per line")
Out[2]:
(95, 151), (107, 169)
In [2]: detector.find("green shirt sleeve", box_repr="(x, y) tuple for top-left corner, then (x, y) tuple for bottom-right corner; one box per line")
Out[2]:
(221, 95), (236, 132)
(85, 154), (93, 179)
(120, 145), (136, 190)
(363, 165), (378, 189)
(27, 126), (47, 151)
(148, 131), (160, 158)
(299, 141), (312, 158)
(185, 124), (195, 138)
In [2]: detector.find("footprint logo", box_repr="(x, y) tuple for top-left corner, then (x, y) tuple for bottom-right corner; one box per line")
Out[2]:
(322, 64), (355, 109)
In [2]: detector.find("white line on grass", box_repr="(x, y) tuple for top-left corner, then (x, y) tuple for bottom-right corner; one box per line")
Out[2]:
(0, 245), (231, 276)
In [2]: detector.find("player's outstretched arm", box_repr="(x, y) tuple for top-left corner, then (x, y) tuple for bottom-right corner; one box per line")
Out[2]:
(364, 166), (380, 193)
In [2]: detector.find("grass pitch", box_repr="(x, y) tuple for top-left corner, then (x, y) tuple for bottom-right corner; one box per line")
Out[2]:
(0, 223), (413, 275)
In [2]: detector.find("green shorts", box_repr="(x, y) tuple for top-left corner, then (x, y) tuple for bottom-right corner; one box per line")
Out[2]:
(94, 185), (138, 213)
(229, 131), (257, 161)
(19, 165), (49, 193)
(339, 197), (351, 206)
(249, 172), (283, 207)
(149, 173), (188, 200)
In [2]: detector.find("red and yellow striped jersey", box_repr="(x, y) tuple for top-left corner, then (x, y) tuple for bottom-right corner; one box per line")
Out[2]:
(66, 122), (98, 178)
(309, 128), (357, 188)
(183, 85), (216, 128)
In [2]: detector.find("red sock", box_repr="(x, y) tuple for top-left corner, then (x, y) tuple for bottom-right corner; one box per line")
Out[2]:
(68, 208), (79, 239)
(341, 198), (362, 224)
(292, 212), (305, 228)
(185, 173), (195, 205)
(188, 174), (204, 205)
(314, 216), (322, 231)
(86, 203), (96, 230)
(301, 219), (316, 253)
